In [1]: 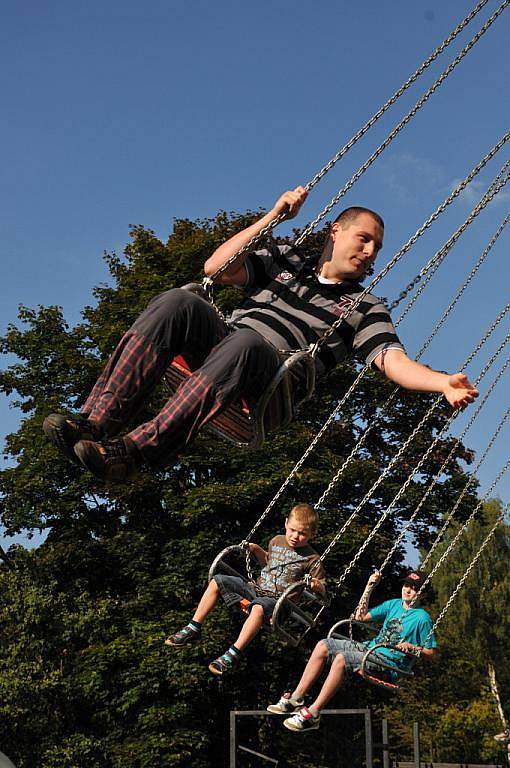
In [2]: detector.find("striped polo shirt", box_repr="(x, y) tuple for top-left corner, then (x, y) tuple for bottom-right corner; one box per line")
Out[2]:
(229, 241), (404, 375)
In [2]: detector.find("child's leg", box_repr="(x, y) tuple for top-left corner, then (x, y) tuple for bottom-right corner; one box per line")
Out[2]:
(292, 640), (329, 701)
(310, 653), (346, 712)
(193, 579), (221, 623)
(232, 604), (265, 650)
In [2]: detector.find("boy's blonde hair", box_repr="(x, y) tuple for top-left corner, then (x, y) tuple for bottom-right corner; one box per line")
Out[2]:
(288, 503), (318, 534)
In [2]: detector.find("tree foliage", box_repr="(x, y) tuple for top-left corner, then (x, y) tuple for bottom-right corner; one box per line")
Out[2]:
(0, 210), (495, 767)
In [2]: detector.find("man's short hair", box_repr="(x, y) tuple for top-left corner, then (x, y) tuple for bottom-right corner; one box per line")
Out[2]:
(333, 206), (384, 230)
(288, 503), (318, 534)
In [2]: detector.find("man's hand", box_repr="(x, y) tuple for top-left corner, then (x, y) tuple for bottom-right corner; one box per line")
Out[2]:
(271, 186), (308, 220)
(442, 373), (479, 409)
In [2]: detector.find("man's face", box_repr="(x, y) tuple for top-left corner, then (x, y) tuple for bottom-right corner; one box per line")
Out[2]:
(329, 212), (384, 280)
(284, 515), (312, 549)
(402, 581), (419, 605)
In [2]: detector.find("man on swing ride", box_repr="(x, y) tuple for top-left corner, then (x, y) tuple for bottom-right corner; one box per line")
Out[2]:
(43, 186), (478, 481)
(268, 569), (436, 732)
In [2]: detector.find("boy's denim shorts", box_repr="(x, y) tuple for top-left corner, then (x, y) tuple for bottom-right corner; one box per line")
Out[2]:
(214, 574), (277, 622)
(321, 637), (391, 677)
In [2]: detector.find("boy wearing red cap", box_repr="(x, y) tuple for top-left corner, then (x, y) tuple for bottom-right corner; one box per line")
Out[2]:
(268, 569), (437, 732)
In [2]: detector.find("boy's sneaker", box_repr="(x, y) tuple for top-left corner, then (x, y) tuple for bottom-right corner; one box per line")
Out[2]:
(267, 692), (304, 714)
(74, 438), (140, 482)
(283, 706), (321, 732)
(208, 651), (239, 677)
(43, 414), (102, 462)
(164, 625), (201, 648)
(494, 729), (510, 744)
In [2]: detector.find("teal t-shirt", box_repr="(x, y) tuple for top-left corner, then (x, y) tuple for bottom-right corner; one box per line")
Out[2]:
(367, 599), (437, 672)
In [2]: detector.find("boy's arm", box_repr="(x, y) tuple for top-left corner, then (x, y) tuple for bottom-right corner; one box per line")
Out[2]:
(354, 571), (382, 621)
(203, 186), (308, 286)
(309, 558), (326, 596)
(248, 543), (268, 567)
(373, 349), (478, 409)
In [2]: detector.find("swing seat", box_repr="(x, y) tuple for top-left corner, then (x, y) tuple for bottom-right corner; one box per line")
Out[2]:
(272, 580), (330, 647)
(208, 545), (329, 646)
(164, 284), (316, 449)
(327, 619), (414, 691)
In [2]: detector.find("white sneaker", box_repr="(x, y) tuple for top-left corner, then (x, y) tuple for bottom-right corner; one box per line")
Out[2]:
(283, 706), (321, 732)
(494, 729), (510, 744)
(267, 692), (304, 714)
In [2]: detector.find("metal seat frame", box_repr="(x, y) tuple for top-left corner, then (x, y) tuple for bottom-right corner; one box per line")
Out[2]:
(208, 544), (329, 647)
(327, 618), (415, 691)
(164, 284), (316, 449)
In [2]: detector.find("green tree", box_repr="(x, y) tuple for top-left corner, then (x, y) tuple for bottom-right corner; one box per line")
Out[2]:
(0, 211), (481, 767)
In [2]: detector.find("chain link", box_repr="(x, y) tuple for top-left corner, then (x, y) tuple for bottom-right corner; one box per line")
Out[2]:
(380, 358), (510, 575)
(309, 166), (510, 358)
(206, 1), (503, 285)
(294, 0), (510, 247)
(329, 303), (510, 585)
(304, 0), (489, 191)
(313, 202), (510, 512)
(415, 460), (510, 609)
(422, 504), (509, 647)
(240, 175), (510, 543)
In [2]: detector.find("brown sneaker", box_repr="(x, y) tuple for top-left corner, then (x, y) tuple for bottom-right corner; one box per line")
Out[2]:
(74, 438), (140, 482)
(43, 414), (102, 462)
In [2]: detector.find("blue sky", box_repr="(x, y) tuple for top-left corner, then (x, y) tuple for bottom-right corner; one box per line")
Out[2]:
(1, 1), (509, 548)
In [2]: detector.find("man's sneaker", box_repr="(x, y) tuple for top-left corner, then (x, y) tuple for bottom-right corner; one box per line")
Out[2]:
(267, 692), (304, 714)
(208, 651), (239, 677)
(74, 438), (140, 482)
(494, 729), (510, 744)
(283, 706), (321, 732)
(43, 414), (102, 462)
(164, 625), (201, 648)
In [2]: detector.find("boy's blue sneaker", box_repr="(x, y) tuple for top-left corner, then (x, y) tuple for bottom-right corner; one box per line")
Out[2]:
(283, 706), (321, 732)
(267, 692), (304, 714)
(165, 625), (201, 647)
(208, 650), (239, 676)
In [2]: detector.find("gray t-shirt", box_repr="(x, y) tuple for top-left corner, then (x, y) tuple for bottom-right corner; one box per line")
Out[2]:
(257, 534), (325, 594)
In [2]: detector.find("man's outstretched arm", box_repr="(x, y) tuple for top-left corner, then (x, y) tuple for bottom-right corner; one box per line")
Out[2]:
(203, 186), (308, 286)
(374, 348), (479, 409)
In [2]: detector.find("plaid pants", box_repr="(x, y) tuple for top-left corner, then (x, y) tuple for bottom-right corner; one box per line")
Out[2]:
(82, 288), (282, 467)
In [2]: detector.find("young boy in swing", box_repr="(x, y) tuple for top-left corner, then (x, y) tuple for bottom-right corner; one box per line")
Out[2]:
(165, 503), (326, 676)
(43, 186), (478, 482)
(267, 569), (436, 731)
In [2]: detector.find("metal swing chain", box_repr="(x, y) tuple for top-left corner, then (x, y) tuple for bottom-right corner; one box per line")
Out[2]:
(204, 0), (501, 287)
(325, 302), (510, 584)
(421, 330), (510, 571)
(378, 360), (510, 577)
(240, 170), (510, 546)
(421, 397), (510, 573)
(308, 165), (510, 360)
(420, 505), (510, 650)
(390, 159), (510, 317)
(312, 202), (510, 514)
(414, 458), (510, 610)
(305, 0), (489, 190)
(294, 0), (510, 247)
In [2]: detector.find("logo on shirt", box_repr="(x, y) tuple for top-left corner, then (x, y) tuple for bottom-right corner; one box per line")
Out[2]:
(331, 295), (355, 318)
(380, 617), (404, 646)
(275, 271), (294, 283)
